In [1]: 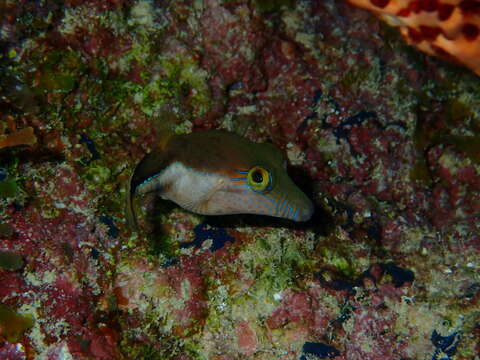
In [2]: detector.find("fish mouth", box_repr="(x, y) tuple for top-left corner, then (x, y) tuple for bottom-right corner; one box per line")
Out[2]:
(292, 200), (315, 221)
(272, 195), (314, 222)
(290, 198), (314, 222)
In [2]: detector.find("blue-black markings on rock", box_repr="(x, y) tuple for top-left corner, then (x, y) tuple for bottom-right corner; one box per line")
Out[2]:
(90, 247), (100, 259)
(380, 262), (414, 287)
(99, 215), (119, 238)
(323, 109), (406, 157)
(460, 282), (480, 299)
(300, 342), (340, 359)
(312, 89), (323, 106)
(79, 133), (100, 162)
(431, 329), (462, 360)
(298, 89), (325, 134)
(332, 110), (377, 156)
(180, 222), (235, 251)
(318, 262), (414, 293)
(366, 221), (382, 242)
(0, 168), (7, 181)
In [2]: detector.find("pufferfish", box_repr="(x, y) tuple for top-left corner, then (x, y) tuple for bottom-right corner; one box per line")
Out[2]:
(126, 130), (314, 229)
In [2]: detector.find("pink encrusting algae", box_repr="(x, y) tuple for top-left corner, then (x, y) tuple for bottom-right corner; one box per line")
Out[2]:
(0, 0), (479, 359)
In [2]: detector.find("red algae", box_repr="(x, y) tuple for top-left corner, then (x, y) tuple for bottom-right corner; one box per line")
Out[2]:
(0, 0), (479, 358)
(236, 321), (257, 356)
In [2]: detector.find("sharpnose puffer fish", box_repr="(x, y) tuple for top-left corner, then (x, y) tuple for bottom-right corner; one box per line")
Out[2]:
(126, 130), (314, 228)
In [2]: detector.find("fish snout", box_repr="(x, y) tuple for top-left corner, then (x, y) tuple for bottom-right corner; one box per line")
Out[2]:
(276, 194), (314, 222)
(292, 197), (314, 222)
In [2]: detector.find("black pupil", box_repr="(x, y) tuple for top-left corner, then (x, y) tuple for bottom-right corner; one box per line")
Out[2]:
(252, 171), (263, 183)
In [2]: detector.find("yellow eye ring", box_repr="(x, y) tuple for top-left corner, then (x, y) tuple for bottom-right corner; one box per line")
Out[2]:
(247, 166), (272, 193)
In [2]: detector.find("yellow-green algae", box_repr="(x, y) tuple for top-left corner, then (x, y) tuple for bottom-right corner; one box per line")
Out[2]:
(0, 158), (26, 204)
(114, 222), (321, 359)
(0, 223), (13, 238)
(0, 304), (34, 342)
(411, 97), (480, 184)
(320, 247), (356, 279)
(340, 64), (372, 93)
(33, 49), (84, 94)
(0, 250), (24, 271)
(198, 228), (317, 357)
(0, 178), (18, 198)
(254, 0), (294, 13)
(84, 164), (112, 190)
(121, 55), (212, 119)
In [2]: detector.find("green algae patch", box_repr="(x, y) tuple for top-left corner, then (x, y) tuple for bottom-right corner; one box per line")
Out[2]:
(0, 250), (24, 271)
(0, 223), (13, 238)
(0, 304), (34, 342)
(340, 65), (371, 92)
(443, 99), (475, 127)
(254, 0), (294, 12)
(412, 97), (480, 183)
(221, 229), (316, 324)
(0, 178), (18, 198)
(84, 164), (111, 189)
(320, 247), (356, 279)
(135, 56), (212, 118)
(120, 336), (189, 360)
(145, 209), (178, 259)
(439, 135), (480, 164)
(409, 158), (432, 185)
(240, 234), (311, 295)
(415, 131), (480, 165)
(34, 50), (84, 94)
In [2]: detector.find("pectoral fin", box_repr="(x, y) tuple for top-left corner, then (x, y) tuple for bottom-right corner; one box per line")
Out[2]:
(126, 150), (170, 229)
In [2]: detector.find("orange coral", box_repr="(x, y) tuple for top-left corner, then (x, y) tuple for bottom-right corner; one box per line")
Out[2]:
(347, 0), (480, 75)
(0, 120), (37, 149)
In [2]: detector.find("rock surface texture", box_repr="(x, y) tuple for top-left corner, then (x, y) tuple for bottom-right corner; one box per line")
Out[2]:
(0, 0), (479, 359)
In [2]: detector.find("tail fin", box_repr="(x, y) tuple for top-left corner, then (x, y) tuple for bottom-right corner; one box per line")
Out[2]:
(125, 133), (174, 231)
(126, 169), (139, 230)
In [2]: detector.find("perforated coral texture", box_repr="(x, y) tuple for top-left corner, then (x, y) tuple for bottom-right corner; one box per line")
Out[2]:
(348, 0), (480, 75)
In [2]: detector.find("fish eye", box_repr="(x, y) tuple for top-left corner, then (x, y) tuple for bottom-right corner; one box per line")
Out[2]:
(251, 170), (263, 183)
(247, 166), (272, 193)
